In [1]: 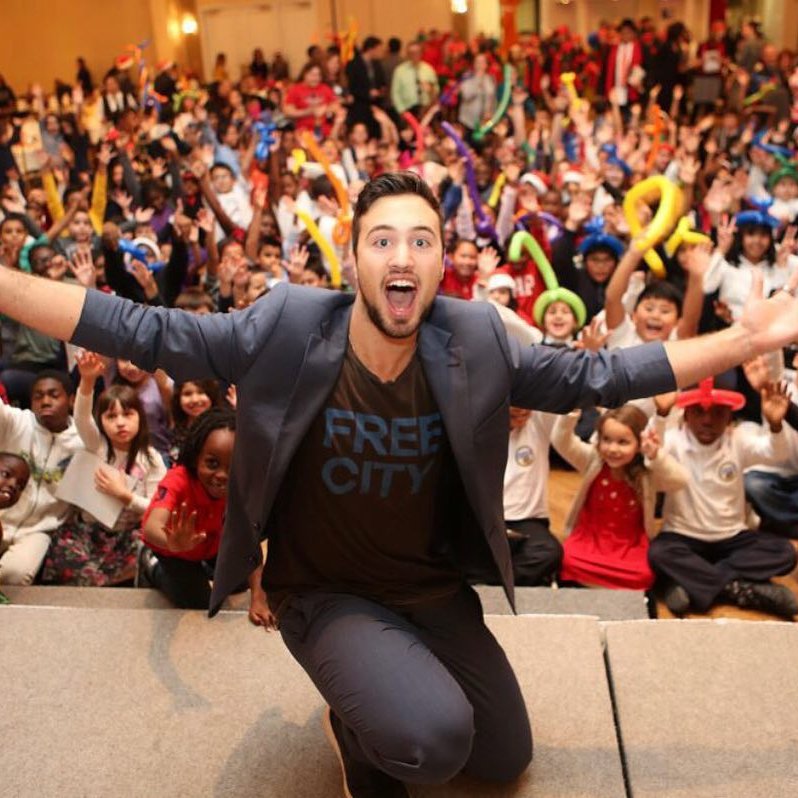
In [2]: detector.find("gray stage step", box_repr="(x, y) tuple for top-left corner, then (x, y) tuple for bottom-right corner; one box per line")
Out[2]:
(476, 585), (648, 621)
(0, 607), (624, 797)
(3, 584), (648, 621)
(604, 619), (798, 798)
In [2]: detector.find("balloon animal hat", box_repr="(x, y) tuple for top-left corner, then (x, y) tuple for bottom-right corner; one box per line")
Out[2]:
(675, 376), (746, 411)
(508, 230), (587, 330)
(578, 216), (624, 258)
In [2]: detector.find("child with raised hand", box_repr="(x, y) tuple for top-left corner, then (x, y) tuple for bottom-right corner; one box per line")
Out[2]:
(114, 359), (172, 464)
(140, 407), (274, 624)
(604, 236), (707, 349)
(552, 404), (689, 590)
(649, 377), (798, 618)
(703, 211), (798, 324)
(42, 351), (166, 585)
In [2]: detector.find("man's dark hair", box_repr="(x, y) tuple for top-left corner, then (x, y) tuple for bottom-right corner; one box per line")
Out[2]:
(388, 37), (401, 54)
(635, 281), (683, 316)
(363, 36), (382, 53)
(618, 18), (637, 33)
(352, 172), (443, 254)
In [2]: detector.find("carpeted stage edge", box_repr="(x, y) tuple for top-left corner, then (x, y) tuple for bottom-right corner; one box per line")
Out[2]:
(2, 588), (797, 797)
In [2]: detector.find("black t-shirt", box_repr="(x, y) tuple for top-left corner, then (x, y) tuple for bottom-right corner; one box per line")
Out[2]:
(263, 344), (462, 612)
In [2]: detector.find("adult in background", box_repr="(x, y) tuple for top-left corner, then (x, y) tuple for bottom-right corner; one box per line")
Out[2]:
(346, 37), (388, 139)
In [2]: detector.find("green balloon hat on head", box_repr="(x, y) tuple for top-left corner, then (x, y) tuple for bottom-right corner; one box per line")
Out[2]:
(507, 231), (587, 331)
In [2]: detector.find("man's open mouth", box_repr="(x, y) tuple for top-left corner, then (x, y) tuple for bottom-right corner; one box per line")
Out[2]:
(385, 278), (417, 317)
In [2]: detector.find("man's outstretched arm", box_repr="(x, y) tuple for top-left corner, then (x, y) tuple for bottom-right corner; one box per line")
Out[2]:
(663, 269), (798, 387)
(0, 266), (87, 342)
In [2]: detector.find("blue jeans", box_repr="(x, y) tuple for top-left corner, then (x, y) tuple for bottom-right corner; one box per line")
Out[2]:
(744, 470), (798, 536)
(278, 586), (532, 786)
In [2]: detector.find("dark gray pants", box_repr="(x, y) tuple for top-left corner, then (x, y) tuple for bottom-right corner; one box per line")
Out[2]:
(278, 586), (532, 786)
(648, 530), (797, 612)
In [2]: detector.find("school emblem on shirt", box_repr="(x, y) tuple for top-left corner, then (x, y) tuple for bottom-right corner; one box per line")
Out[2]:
(515, 446), (535, 467)
(718, 461), (738, 482)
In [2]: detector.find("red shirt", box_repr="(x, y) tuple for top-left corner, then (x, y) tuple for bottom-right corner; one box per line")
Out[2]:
(284, 82), (337, 136)
(143, 465), (225, 562)
(496, 261), (544, 326)
(440, 269), (477, 300)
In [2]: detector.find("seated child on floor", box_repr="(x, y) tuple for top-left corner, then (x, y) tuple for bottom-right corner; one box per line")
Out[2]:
(502, 407), (564, 586)
(42, 351), (167, 586)
(552, 404), (688, 590)
(0, 370), (83, 585)
(140, 407), (274, 625)
(0, 452), (31, 601)
(649, 377), (798, 618)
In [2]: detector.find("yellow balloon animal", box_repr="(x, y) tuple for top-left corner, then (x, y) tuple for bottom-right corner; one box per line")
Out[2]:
(622, 176), (683, 278)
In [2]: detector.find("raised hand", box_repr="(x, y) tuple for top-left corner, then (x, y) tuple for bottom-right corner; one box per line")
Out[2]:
(575, 317), (609, 352)
(46, 253), (69, 282)
(681, 241), (712, 278)
(716, 214), (737, 256)
(761, 380), (791, 430)
(284, 244), (309, 282)
(69, 247), (96, 288)
(134, 206), (154, 224)
(742, 355), (771, 392)
(163, 503), (207, 553)
(477, 246), (500, 279)
(76, 349), (107, 383)
(639, 427), (661, 460)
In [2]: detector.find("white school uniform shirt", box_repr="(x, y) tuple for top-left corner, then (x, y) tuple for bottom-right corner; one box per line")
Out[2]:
(606, 315), (679, 418)
(703, 252), (798, 322)
(661, 421), (788, 542)
(504, 412), (556, 521)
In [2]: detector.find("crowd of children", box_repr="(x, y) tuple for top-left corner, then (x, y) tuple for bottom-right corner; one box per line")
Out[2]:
(1, 14), (798, 619)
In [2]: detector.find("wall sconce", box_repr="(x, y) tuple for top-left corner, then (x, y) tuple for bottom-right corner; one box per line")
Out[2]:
(451, 0), (468, 13)
(181, 13), (198, 35)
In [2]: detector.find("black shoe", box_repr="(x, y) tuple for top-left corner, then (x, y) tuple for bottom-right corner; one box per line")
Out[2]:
(322, 707), (409, 798)
(720, 579), (798, 619)
(662, 582), (690, 615)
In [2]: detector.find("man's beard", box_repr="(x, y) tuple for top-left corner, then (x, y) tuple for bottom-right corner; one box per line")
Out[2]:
(362, 291), (435, 339)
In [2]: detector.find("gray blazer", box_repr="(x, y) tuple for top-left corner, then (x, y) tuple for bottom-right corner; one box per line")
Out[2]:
(72, 283), (676, 614)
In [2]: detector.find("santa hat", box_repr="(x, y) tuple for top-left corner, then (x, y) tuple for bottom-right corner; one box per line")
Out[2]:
(114, 53), (135, 71)
(519, 171), (550, 195)
(487, 273), (516, 294)
(561, 167), (584, 187)
(156, 59), (175, 73)
(676, 377), (745, 411)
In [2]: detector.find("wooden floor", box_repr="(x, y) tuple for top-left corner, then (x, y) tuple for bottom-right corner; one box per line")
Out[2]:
(547, 468), (798, 622)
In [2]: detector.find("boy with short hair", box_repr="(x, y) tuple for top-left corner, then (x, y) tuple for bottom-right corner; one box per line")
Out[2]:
(649, 377), (798, 618)
(0, 371), (82, 585)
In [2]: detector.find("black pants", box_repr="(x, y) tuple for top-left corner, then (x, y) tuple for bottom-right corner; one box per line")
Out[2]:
(278, 586), (532, 786)
(467, 518), (562, 587)
(151, 554), (215, 609)
(648, 530), (797, 612)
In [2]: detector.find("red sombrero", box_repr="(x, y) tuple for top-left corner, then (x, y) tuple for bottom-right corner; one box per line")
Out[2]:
(675, 377), (746, 411)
